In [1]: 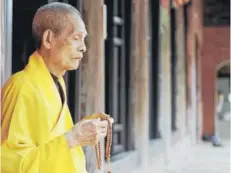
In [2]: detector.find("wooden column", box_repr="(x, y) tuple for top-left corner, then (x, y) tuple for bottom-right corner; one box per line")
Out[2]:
(176, 6), (187, 139)
(81, 1), (105, 173)
(130, 0), (150, 169)
(187, 1), (199, 144)
(0, 0), (4, 88)
(1, 0), (12, 86)
(158, 0), (172, 164)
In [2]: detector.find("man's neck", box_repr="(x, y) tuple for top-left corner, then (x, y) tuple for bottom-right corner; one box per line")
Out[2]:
(37, 49), (65, 77)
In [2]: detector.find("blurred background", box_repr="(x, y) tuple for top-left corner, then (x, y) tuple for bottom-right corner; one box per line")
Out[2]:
(0, 0), (230, 172)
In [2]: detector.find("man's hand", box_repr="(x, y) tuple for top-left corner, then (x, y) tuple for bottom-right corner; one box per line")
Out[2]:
(65, 113), (114, 148)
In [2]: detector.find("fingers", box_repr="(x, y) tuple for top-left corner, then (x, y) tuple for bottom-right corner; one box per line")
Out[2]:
(72, 114), (114, 147)
(96, 121), (108, 138)
(80, 119), (108, 135)
(84, 112), (115, 125)
(93, 117), (114, 138)
(99, 128), (108, 137)
(97, 120), (108, 127)
(82, 132), (106, 146)
(81, 120), (108, 137)
(109, 117), (114, 124)
(98, 113), (114, 124)
(80, 121), (97, 134)
(81, 132), (99, 146)
(94, 118), (114, 128)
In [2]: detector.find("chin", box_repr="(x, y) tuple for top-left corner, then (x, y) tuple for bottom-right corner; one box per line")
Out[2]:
(67, 64), (80, 71)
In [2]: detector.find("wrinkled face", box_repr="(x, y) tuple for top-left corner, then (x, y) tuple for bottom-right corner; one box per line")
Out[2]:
(47, 15), (87, 72)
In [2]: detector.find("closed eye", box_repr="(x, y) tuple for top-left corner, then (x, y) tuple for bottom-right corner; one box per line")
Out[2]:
(74, 36), (80, 40)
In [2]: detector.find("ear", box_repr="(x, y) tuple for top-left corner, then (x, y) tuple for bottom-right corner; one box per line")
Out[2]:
(42, 29), (53, 49)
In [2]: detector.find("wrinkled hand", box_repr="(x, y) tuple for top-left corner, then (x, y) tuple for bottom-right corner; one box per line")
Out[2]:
(65, 113), (114, 148)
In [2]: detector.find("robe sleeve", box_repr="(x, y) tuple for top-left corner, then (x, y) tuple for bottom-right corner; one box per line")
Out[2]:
(1, 84), (76, 173)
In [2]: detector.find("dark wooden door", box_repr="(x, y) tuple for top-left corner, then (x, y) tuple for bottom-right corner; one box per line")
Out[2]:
(105, 0), (132, 155)
(149, 0), (161, 139)
(170, 7), (177, 132)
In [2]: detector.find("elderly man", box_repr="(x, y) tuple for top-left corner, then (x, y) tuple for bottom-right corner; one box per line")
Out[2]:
(1, 2), (112, 173)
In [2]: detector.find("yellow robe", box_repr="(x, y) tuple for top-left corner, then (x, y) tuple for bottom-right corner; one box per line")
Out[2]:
(1, 51), (86, 173)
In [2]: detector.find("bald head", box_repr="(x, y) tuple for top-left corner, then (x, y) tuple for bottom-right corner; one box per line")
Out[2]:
(32, 2), (82, 49)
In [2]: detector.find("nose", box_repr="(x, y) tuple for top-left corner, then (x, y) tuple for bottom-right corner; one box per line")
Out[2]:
(79, 43), (87, 53)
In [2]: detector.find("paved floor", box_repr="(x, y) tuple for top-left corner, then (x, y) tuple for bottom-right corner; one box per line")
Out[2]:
(146, 120), (230, 173)
(116, 120), (230, 173)
(218, 120), (230, 139)
(164, 120), (230, 173)
(165, 139), (230, 173)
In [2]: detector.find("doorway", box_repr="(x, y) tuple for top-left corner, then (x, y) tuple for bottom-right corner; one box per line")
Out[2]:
(216, 62), (230, 140)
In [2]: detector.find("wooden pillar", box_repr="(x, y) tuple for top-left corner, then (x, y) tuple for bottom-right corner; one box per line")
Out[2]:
(186, 2), (196, 143)
(1, 0), (12, 86)
(0, 0), (4, 88)
(190, 60), (197, 144)
(188, 0), (200, 144)
(158, 0), (172, 164)
(130, 0), (150, 169)
(176, 6), (187, 139)
(81, 1), (105, 172)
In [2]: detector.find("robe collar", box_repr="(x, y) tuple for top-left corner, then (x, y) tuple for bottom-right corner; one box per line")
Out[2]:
(24, 51), (66, 99)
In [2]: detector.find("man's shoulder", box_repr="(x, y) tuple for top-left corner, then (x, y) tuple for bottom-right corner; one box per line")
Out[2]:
(1, 70), (35, 96)
(3, 71), (26, 88)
